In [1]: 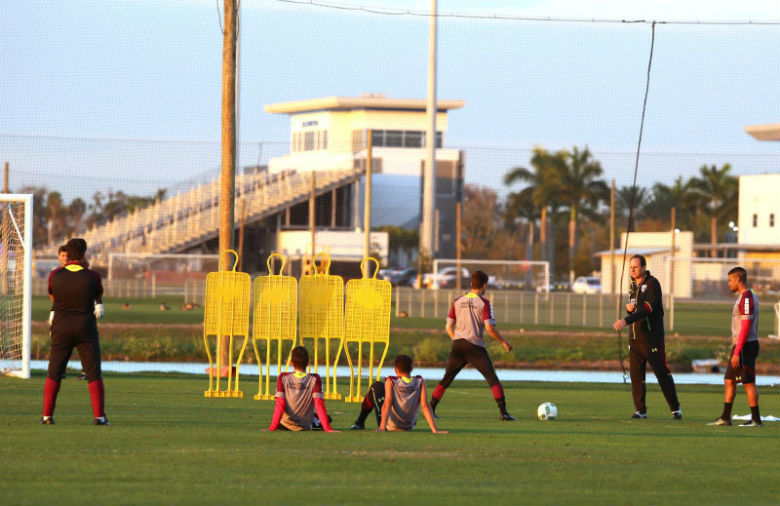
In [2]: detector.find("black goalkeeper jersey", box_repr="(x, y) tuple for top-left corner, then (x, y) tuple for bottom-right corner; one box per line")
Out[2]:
(48, 262), (104, 316)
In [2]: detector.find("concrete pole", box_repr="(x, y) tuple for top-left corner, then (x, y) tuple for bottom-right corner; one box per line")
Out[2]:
(364, 129), (373, 259)
(420, 0), (437, 268)
(219, 0), (238, 271)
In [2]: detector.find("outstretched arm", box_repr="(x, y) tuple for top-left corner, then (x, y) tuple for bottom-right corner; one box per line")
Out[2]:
(377, 378), (394, 431)
(485, 323), (513, 352)
(268, 396), (286, 431)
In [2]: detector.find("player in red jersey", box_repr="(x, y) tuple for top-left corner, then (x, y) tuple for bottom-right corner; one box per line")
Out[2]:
(429, 270), (516, 421)
(708, 267), (762, 427)
(267, 346), (339, 432)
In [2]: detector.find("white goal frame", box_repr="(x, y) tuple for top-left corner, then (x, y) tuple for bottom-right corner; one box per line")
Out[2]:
(432, 258), (550, 292)
(0, 194), (32, 378)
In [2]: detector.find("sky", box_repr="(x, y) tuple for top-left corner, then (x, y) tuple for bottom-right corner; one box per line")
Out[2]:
(0, 0), (778, 201)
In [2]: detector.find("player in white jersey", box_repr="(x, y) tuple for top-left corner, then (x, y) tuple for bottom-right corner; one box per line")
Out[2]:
(708, 267), (763, 427)
(377, 355), (447, 433)
(267, 346), (339, 432)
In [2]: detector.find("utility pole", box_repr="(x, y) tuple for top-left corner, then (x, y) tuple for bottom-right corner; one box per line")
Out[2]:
(3, 162), (8, 193)
(669, 207), (676, 331)
(310, 171), (316, 271)
(609, 180), (615, 295)
(364, 129), (373, 260)
(420, 0), (437, 272)
(455, 201), (462, 292)
(219, 0), (238, 271)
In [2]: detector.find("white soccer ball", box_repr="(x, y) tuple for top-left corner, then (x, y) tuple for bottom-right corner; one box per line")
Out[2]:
(537, 402), (557, 421)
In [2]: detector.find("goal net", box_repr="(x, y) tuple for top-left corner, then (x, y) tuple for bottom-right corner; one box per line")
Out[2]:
(0, 195), (32, 378)
(431, 258), (550, 292)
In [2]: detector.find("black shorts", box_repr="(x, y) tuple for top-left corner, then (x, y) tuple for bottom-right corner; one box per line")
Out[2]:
(48, 313), (102, 382)
(724, 341), (759, 384)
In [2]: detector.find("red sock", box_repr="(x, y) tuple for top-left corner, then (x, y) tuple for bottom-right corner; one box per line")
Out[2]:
(43, 377), (61, 417)
(88, 379), (105, 418)
(432, 384), (446, 402)
(490, 384), (504, 400)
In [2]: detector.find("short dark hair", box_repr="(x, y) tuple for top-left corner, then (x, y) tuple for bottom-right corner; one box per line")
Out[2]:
(728, 266), (747, 284)
(65, 238), (87, 261)
(394, 354), (413, 375)
(291, 346), (309, 370)
(471, 270), (489, 289)
(58, 244), (67, 254)
(630, 254), (647, 267)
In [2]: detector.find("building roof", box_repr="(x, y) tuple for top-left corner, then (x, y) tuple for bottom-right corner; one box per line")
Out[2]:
(265, 95), (465, 114)
(745, 123), (780, 142)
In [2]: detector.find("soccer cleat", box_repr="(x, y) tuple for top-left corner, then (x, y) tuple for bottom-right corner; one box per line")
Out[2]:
(738, 419), (763, 427)
(93, 416), (111, 426)
(39, 416), (55, 425)
(631, 411), (648, 419)
(349, 423), (365, 431)
(671, 410), (682, 420)
(79, 371), (88, 380)
(706, 417), (731, 426)
(499, 413), (517, 421)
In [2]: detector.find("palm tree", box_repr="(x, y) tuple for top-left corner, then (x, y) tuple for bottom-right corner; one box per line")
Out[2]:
(690, 163), (737, 253)
(642, 176), (696, 226)
(557, 146), (608, 282)
(615, 186), (646, 230)
(503, 147), (564, 263)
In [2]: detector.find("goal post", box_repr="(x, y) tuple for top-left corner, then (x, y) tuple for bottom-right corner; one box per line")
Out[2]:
(431, 258), (550, 292)
(0, 194), (32, 379)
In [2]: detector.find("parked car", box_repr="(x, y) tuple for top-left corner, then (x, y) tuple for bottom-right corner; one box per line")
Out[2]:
(427, 267), (470, 290)
(572, 276), (601, 294)
(389, 268), (417, 286)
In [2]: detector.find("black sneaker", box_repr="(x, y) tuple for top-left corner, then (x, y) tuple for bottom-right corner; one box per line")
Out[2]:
(432, 411), (439, 420)
(500, 413), (517, 421)
(631, 411), (648, 419)
(739, 419), (763, 427)
(349, 422), (365, 431)
(672, 410), (682, 420)
(39, 417), (55, 425)
(79, 371), (88, 380)
(706, 417), (731, 426)
(94, 416), (111, 426)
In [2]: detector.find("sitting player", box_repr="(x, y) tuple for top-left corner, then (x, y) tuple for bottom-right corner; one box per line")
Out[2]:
(352, 355), (447, 433)
(267, 346), (339, 432)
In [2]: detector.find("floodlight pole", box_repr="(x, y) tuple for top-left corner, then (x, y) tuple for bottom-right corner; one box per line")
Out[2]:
(669, 206), (676, 331)
(420, 0), (437, 271)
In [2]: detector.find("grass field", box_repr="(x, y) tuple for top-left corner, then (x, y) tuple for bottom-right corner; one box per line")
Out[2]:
(2, 373), (778, 505)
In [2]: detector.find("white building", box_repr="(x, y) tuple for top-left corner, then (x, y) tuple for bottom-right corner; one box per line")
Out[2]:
(265, 94), (465, 260)
(737, 174), (780, 247)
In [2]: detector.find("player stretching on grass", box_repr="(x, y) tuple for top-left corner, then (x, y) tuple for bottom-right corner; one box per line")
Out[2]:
(708, 267), (763, 427)
(429, 270), (516, 421)
(350, 355), (446, 433)
(41, 238), (108, 425)
(267, 346), (339, 432)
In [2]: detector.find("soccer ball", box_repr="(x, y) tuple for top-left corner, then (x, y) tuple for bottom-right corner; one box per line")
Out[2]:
(537, 402), (557, 421)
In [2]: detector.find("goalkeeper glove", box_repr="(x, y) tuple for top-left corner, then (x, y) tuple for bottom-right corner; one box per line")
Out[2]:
(48, 311), (54, 327)
(94, 303), (105, 319)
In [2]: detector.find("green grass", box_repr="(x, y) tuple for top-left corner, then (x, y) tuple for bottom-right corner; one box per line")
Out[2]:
(1, 373), (778, 505)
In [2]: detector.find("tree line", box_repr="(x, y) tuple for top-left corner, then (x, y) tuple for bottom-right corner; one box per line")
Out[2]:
(463, 145), (738, 280)
(18, 186), (166, 247)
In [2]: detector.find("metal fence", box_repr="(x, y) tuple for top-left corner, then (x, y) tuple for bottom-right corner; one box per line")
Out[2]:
(392, 287), (621, 329)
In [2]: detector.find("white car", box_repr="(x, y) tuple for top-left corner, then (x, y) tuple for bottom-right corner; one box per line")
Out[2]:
(572, 276), (601, 294)
(426, 267), (470, 290)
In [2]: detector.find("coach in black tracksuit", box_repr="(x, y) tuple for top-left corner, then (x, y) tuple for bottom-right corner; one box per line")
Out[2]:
(613, 254), (681, 420)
